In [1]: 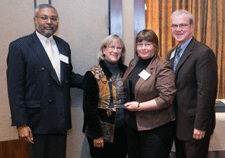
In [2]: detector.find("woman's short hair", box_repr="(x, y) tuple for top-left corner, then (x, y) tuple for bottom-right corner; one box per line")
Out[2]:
(135, 29), (159, 55)
(98, 34), (126, 64)
(171, 9), (193, 24)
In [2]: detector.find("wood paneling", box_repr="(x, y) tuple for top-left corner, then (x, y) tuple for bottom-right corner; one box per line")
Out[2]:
(0, 139), (32, 158)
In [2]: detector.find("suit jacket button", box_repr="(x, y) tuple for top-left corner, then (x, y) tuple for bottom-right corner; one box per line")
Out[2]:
(65, 81), (68, 84)
(48, 83), (51, 86)
(49, 100), (52, 103)
(41, 67), (45, 71)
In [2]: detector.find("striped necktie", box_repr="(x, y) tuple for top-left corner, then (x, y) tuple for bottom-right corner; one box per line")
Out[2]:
(173, 46), (182, 73)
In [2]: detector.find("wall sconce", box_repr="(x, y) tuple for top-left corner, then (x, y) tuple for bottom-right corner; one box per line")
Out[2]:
(34, 0), (52, 9)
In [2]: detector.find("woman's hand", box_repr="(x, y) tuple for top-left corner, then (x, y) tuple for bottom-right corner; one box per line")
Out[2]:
(124, 101), (139, 111)
(125, 100), (158, 111)
(93, 136), (104, 148)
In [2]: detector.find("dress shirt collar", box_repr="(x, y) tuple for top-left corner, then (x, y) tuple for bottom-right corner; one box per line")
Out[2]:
(179, 37), (192, 51)
(35, 31), (54, 46)
(176, 37), (193, 57)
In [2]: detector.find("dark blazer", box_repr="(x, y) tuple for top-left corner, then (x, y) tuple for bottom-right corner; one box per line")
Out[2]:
(122, 55), (176, 131)
(7, 32), (83, 134)
(167, 37), (218, 140)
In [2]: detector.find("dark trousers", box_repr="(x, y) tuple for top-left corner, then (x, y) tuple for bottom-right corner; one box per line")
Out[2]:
(32, 134), (67, 158)
(175, 135), (211, 158)
(87, 125), (128, 158)
(127, 121), (175, 158)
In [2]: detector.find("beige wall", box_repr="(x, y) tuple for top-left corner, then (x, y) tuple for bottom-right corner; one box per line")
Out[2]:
(0, 0), (35, 142)
(0, 0), (134, 157)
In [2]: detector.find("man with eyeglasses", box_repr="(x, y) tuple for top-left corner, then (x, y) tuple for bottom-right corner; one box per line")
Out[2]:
(7, 4), (83, 158)
(167, 10), (218, 158)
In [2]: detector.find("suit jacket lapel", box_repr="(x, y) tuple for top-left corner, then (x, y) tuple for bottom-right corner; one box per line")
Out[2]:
(29, 32), (61, 85)
(122, 56), (138, 82)
(175, 38), (195, 74)
(167, 47), (176, 68)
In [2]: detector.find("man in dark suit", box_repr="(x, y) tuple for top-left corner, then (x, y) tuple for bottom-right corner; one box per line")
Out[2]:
(6, 4), (83, 158)
(167, 10), (218, 158)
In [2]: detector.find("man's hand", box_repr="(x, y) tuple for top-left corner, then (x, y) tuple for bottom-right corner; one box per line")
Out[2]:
(17, 125), (34, 144)
(93, 136), (104, 148)
(193, 128), (206, 140)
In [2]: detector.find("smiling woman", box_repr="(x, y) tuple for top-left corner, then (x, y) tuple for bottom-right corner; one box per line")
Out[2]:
(83, 34), (128, 158)
(103, 41), (122, 63)
(122, 29), (176, 158)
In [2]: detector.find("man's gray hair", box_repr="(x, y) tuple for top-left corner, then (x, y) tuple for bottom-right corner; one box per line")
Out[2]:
(34, 4), (58, 17)
(171, 9), (193, 24)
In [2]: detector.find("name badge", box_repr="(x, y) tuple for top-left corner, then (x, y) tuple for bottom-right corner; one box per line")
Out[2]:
(138, 70), (151, 80)
(60, 54), (69, 64)
(170, 50), (175, 60)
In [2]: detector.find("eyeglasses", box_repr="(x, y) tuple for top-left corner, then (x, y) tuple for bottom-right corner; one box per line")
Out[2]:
(108, 46), (122, 51)
(36, 16), (59, 22)
(171, 23), (190, 29)
(137, 43), (153, 48)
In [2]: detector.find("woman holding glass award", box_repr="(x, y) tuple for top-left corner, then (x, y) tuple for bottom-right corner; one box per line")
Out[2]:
(82, 34), (128, 158)
(122, 29), (176, 158)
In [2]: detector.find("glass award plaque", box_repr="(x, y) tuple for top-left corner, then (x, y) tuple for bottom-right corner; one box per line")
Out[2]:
(113, 80), (127, 108)
(108, 79), (132, 109)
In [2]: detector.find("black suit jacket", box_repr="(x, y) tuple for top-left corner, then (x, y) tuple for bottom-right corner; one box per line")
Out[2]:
(167, 37), (218, 140)
(7, 32), (83, 134)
